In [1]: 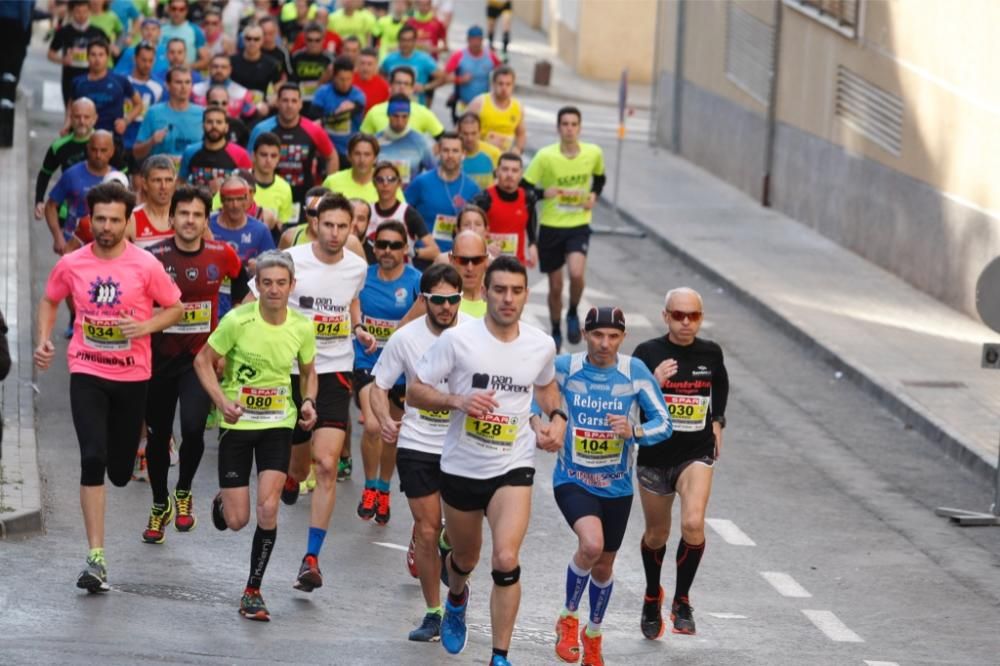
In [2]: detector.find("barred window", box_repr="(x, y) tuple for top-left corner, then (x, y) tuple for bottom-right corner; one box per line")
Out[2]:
(784, 0), (860, 38)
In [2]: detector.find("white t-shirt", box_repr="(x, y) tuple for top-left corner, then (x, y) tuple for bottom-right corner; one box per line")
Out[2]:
(373, 313), (469, 455)
(251, 244), (367, 373)
(416, 317), (556, 478)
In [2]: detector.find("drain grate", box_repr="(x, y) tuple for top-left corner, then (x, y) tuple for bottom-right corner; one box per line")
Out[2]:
(900, 380), (967, 389)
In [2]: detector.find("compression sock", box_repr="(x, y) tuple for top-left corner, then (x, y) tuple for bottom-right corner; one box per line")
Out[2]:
(674, 539), (705, 602)
(502, 31), (510, 55)
(88, 547), (105, 564)
(567, 303), (579, 320)
(306, 527), (327, 557)
(551, 320), (562, 336)
(374, 478), (390, 492)
(247, 526), (277, 588)
(364, 477), (377, 490)
(564, 559), (591, 613)
(146, 431), (170, 505)
(492, 648), (509, 660)
(641, 538), (666, 598)
(488, 29), (495, 49)
(588, 575), (614, 634)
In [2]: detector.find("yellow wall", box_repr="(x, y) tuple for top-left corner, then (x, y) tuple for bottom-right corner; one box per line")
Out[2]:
(574, 0), (658, 83)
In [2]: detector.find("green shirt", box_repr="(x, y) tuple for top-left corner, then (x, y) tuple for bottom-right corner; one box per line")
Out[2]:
(373, 15), (406, 62)
(208, 301), (316, 430)
(524, 142), (605, 229)
(91, 11), (124, 42)
(327, 8), (377, 43)
(211, 174), (297, 224)
(460, 297), (487, 319)
(361, 101), (444, 138)
(321, 169), (405, 205)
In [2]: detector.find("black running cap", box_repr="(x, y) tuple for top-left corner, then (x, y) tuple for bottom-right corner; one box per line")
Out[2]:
(584, 306), (625, 332)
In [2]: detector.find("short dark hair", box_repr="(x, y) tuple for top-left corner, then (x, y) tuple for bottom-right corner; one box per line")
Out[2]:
(166, 37), (187, 51)
(497, 152), (522, 167)
(203, 106), (228, 123)
(166, 65), (191, 83)
(316, 192), (354, 220)
(557, 105), (582, 125)
(437, 130), (461, 146)
(277, 82), (301, 98)
(343, 36), (361, 47)
(420, 263), (463, 294)
(170, 184), (212, 217)
(484, 255), (527, 288)
(398, 25), (416, 39)
(68, 0), (89, 9)
(333, 55), (354, 74)
(389, 65), (415, 84)
(492, 65), (515, 82)
(258, 15), (277, 28)
(348, 133), (379, 157)
(206, 84), (229, 99)
(457, 112), (481, 128)
(304, 21), (324, 35)
(87, 182), (136, 220)
(374, 220), (407, 242)
(134, 41), (156, 58)
(87, 37), (111, 56)
(360, 47), (378, 59)
(254, 131), (281, 152)
(388, 92), (409, 106)
(210, 53), (230, 65)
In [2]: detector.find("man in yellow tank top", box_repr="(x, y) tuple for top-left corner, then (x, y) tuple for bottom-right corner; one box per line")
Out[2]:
(466, 65), (525, 154)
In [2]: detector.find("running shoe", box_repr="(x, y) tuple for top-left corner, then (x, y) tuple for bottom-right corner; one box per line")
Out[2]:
(337, 456), (353, 482)
(357, 487), (377, 520)
(580, 627), (604, 666)
(374, 489), (391, 525)
(489, 655), (512, 666)
(441, 583), (470, 654)
(305, 464), (317, 491)
(293, 554), (323, 592)
(132, 446), (148, 482)
(566, 312), (582, 345)
(439, 527), (452, 587)
(76, 555), (109, 593)
(239, 588), (270, 621)
(640, 586), (665, 639)
(141, 497), (176, 544)
(211, 492), (227, 531)
(406, 534), (418, 578)
(173, 490), (196, 532)
(554, 613), (580, 662)
(671, 597), (696, 635)
(168, 434), (179, 466)
(552, 331), (563, 354)
(281, 475), (300, 506)
(408, 612), (442, 642)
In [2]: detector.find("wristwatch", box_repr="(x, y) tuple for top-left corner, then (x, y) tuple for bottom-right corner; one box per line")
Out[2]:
(633, 424), (644, 439)
(713, 415), (727, 428)
(549, 409), (568, 422)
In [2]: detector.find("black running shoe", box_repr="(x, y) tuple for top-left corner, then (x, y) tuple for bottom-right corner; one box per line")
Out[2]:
(293, 554), (323, 592)
(280, 476), (300, 506)
(671, 597), (696, 635)
(566, 311), (582, 344)
(212, 492), (227, 531)
(641, 586), (665, 639)
(76, 556), (110, 593)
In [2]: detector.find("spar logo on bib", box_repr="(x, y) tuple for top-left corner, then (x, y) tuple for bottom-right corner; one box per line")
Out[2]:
(89, 276), (122, 308)
(470, 372), (530, 394)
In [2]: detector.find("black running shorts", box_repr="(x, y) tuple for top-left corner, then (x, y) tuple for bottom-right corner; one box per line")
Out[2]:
(352, 367), (405, 411)
(554, 482), (634, 553)
(636, 456), (716, 497)
(538, 224), (591, 273)
(290, 372), (353, 444)
(440, 467), (534, 512)
(217, 427), (293, 488)
(396, 448), (442, 499)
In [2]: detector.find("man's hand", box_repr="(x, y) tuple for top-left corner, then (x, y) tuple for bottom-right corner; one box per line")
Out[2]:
(51, 235), (66, 255)
(713, 421), (723, 460)
(118, 314), (149, 339)
(459, 390), (500, 418)
(606, 413), (633, 440)
(543, 186), (561, 199)
(525, 244), (538, 269)
(583, 192), (597, 210)
(535, 421), (563, 452)
(334, 100), (356, 114)
(356, 327), (378, 354)
(34, 202), (45, 220)
(298, 400), (317, 431)
(220, 399), (244, 424)
(152, 127), (168, 144)
(113, 118), (127, 135)
(380, 417), (400, 444)
(653, 358), (678, 386)
(33, 339), (56, 370)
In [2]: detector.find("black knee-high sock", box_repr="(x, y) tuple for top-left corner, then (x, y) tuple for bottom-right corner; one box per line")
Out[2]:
(674, 539), (705, 602)
(640, 538), (666, 598)
(247, 526), (277, 589)
(502, 31), (510, 54)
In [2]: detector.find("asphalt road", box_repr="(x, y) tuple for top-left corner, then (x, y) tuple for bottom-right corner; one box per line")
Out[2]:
(2, 39), (999, 666)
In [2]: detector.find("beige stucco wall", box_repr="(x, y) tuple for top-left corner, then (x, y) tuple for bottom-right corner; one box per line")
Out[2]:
(574, 0), (657, 82)
(512, 0), (542, 28)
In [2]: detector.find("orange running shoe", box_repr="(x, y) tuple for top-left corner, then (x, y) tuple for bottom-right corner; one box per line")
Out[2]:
(580, 627), (605, 666)
(554, 613), (580, 662)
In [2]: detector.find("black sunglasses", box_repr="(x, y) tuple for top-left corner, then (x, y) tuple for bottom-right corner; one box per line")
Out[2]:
(423, 292), (462, 305)
(374, 239), (406, 250)
(451, 254), (487, 266)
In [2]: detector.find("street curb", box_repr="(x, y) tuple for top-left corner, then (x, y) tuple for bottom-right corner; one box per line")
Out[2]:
(0, 90), (44, 539)
(599, 196), (997, 483)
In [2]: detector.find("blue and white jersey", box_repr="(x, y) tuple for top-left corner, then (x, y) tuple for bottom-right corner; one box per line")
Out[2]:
(552, 352), (672, 497)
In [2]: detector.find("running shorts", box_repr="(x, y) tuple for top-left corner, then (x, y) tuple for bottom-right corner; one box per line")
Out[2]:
(217, 427), (293, 487)
(487, 1), (513, 19)
(396, 448), (442, 499)
(636, 455), (715, 497)
(352, 367), (405, 411)
(538, 224), (591, 273)
(553, 482), (634, 553)
(290, 371), (353, 444)
(440, 466), (534, 512)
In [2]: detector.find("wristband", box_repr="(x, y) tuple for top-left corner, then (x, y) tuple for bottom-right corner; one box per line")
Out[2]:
(353, 323), (366, 334)
(301, 397), (316, 409)
(549, 409), (568, 422)
(713, 415), (727, 428)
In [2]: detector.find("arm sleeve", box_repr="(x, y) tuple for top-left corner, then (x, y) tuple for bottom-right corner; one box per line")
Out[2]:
(712, 349), (729, 419)
(470, 191), (491, 211)
(35, 146), (60, 203)
(426, 109), (444, 138)
(631, 359), (672, 446)
(48, 172), (70, 205)
(193, 24), (206, 48)
(303, 118), (335, 157)
(591, 173), (606, 196)
(297, 319), (317, 365)
(229, 265), (250, 304)
(404, 206), (429, 238)
(178, 145), (196, 181)
(136, 112), (154, 144)
(444, 51), (462, 74)
(246, 123), (262, 153)
(258, 226), (277, 251)
(415, 331), (456, 386)
(206, 307), (238, 356)
(120, 75), (135, 98)
(533, 343), (557, 387)
(525, 195), (538, 244)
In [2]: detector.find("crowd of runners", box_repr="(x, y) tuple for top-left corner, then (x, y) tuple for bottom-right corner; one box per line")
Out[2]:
(31, 2), (730, 665)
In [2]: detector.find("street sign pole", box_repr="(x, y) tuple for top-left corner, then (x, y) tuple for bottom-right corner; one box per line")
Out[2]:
(592, 68), (644, 238)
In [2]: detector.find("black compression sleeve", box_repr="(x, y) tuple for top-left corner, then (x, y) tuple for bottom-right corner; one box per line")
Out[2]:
(470, 191), (492, 211)
(405, 207), (429, 239)
(36, 147), (60, 203)
(713, 354), (729, 418)
(591, 174), (606, 196)
(526, 198), (537, 244)
(230, 266), (251, 304)
(521, 177), (544, 201)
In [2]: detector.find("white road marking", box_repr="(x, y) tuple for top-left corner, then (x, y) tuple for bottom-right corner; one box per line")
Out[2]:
(43, 80), (63, 113)
(760, 571), (812, 598)
(705, 518), (756, 546)
(372, 541), (408, 552)
(863, 661), (900, 666)
(802, 609), (864, 643)
(706, 612), (747, 619)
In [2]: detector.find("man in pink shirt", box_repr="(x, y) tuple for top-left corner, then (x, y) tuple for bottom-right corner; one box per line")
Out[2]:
(34, 182), (184, 594)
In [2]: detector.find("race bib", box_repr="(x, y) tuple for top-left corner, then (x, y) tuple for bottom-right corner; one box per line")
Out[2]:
(665, 394), (710, 432)
(238, 386), (289, 423)
(571, 427), (624, 468)
(314, 312), (349, 341)
(326, 110), (352, 136)
(70, 47), (88, 67)
(462, 413), (518, 453)
(490, 232), (519, 257)
(165, 300), (212, 334)
(249, 89), (266, 105)
(300, 80), (319, 99)
(556, 188), (588, 212)
(219, 276), (231, 295)
(363, 315), (398, 348)
(418, 408), (451, 428)
(433, 214), (457, 243)
(485, 131), (514, 152)
(82, 315), (130, 351)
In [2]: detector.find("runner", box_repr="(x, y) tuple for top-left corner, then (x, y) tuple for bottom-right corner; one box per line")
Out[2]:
(549, 307), (672, 666)
(405, 131), (481, 255)
(121, 41), (165, 162)
(361, 65), (444, 139)
(472, 152), (538, 267)
(34, 182), (184, 592)
(369, 161), (439, 266)
(248, 83), (337, 205)
(311, 56), (367, 168)
(408, 255), (565, 666)
(47, 0), (106, 105)
(486, 0), (513, 61)
(278, 187), (328, 249)
(129, 155), (179, 249)
(326, 0), (377, 46)
(354, 47), (390, 112)
(457, 112), (500, 190)
(375, 95), (435, 188)
(260, 16), (294, 78)
(204, 85), (251, 147)
(523, 106), (605, 352)
(444, 26), (499, 120)
(432, 206), (500, 264)
(373, 0), (408, 63)
(370, 263), (467, 641)
(407, 0), (447, 68)
(193, 250), (318, 621)
(178, 107), (252, 192)
(258, 195), (372, 596)
(191, 54), (258, 121)
(133, 65), (205, 165)
(321, 133), (403, 204)
(249, 132), (297, 235)
(352, 221), (422, 526)
(380, 25), (443, 107)
(290, 22), (335, 115)
(633, 287), (728, 639)
(141, 185), (248, 544)
(67, 37), (142, 135)
(35, 98), (98, 222)
(229, 24), (285, 114)
(466, 65), (525, 154)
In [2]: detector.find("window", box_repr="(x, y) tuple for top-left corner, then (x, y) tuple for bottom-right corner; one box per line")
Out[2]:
(784, 0), (861, 39)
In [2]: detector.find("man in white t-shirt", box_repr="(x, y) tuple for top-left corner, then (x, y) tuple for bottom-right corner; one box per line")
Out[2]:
(409, 255), (566, 665)
(371, 263), (468, 642)
(252, 193), (375, 593)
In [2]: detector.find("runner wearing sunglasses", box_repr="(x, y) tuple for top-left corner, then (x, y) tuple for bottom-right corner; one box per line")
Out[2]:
(631, 287), (729, 639)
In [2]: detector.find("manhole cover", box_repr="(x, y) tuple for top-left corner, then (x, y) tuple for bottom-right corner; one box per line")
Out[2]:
(900, 380), (967, 389)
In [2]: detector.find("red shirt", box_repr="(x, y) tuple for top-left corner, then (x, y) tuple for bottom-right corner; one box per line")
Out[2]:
(484, 185), (529, 263)
(406, 16), (448, 58)
(353, 72), (390, 112)
(292, 30), (343, 55)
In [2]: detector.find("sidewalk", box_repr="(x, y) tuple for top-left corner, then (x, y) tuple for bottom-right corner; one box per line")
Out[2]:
(464, 6), (1000, 479)
(0, 92), (43, 537)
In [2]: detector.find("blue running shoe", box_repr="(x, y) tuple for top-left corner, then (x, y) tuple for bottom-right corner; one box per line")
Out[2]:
(566, 311), (581, 344)
(408, 612), (442, 642)
(441, 584), (470, 654)
(490, 655), (512, 666)
(552, 331), (563, 353)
